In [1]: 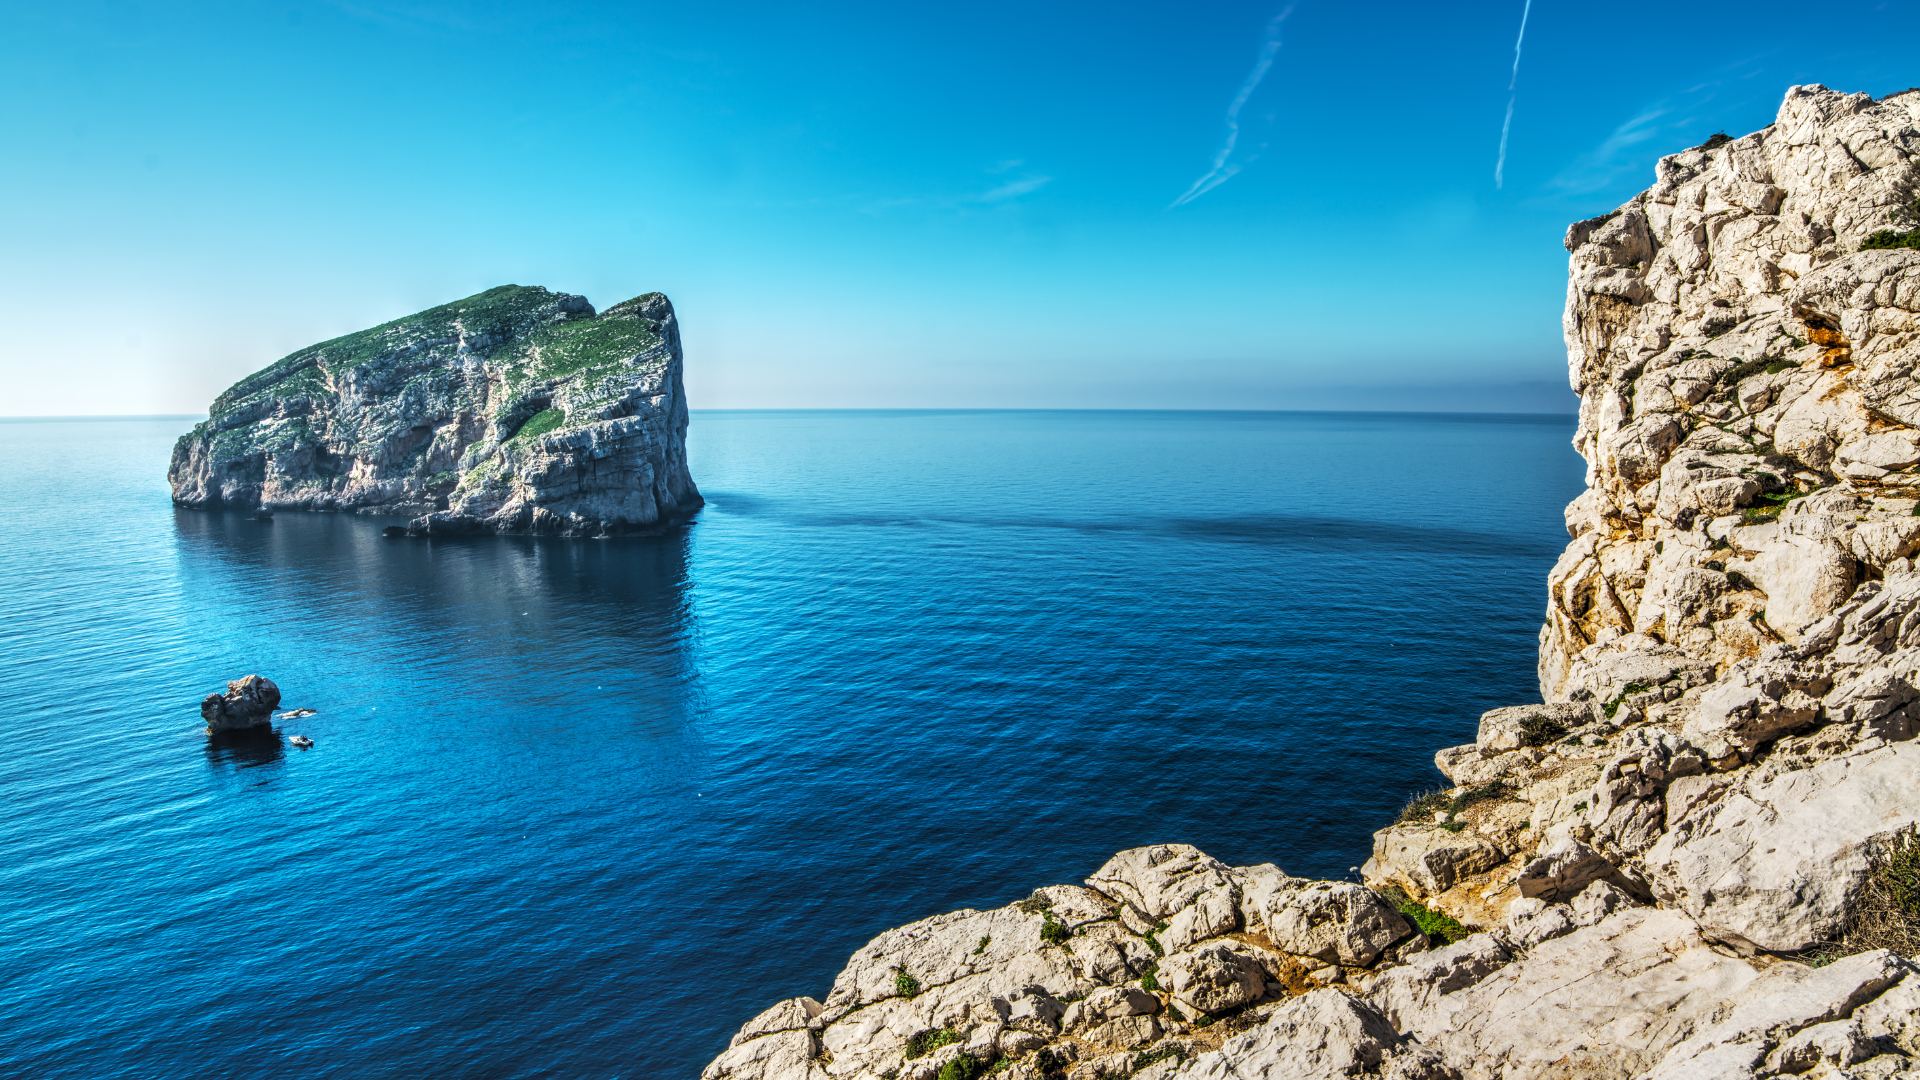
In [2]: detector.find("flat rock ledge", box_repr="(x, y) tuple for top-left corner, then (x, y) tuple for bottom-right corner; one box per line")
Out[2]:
(704, 84), (1920, 1080)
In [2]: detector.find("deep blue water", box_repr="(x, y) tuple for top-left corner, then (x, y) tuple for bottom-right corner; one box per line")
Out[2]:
(0, 410), (1581, 1078)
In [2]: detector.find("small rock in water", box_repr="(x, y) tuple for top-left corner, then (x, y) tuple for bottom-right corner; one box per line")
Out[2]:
(200, 675), (280, 735)
(250, 510), (274, 523)
(275, 708), (316, 720)
(381, 525), (409, 538)
(289, 735), (314, 749)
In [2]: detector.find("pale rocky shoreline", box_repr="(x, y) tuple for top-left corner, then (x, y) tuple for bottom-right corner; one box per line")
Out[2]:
(703, 85), (1920, 1080)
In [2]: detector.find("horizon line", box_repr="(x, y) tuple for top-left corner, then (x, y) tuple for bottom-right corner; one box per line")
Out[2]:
(1, 405), (1579, 423)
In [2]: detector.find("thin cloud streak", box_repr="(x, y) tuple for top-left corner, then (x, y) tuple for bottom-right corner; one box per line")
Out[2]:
(1545, 56), (1773, 198)
(856, 171), (1053, 213)
(1493, 0), (1533, 189)
(1547, 104), (1676, 195)
(978, 176), (1053, 203)
(1171, 5), (1297, 208)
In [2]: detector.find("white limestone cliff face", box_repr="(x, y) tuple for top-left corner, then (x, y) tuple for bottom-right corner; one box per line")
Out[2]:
(169, 286), (700, 536)
(1543, 84), (1920, 691)
(702, 86), (1920, 1080)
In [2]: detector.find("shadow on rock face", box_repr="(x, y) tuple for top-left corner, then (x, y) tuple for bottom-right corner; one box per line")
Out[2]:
(204, 727), (285, 769)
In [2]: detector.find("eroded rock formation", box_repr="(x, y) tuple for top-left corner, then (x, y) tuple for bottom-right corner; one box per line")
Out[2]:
(201, 675), (280, 734)
(702, 85), (1920, 1080)
(169, 286), (700, 536)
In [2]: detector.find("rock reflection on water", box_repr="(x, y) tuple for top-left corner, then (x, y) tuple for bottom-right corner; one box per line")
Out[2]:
(171, 505), (702, 776)
(203, 727), (284, 769)
(170, 508), (697, 672)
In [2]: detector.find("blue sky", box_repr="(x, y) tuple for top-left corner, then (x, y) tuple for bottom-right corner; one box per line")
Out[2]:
(3, 1), (1917, 415)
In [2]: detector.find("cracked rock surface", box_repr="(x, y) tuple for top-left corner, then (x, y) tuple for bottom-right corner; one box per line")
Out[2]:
(705, 86), (1920, 1080)
(169, 285), (700, 536)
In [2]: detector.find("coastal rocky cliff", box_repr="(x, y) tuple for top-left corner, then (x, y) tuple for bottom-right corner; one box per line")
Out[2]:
(703, 86), (1920, 1080)
(169, 285), (699, 536)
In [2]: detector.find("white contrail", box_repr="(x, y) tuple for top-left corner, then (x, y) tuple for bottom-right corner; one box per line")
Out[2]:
(1171, 5), (1297, 208)
(1493, 0), (1533, 189)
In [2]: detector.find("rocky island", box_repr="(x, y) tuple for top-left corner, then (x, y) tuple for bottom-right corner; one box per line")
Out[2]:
(169, 285), (699, 536)
(703, 86), (1920, 1080)
(200, 674), (280, 735)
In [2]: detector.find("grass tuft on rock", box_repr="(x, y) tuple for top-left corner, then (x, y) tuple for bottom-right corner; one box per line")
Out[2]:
(893, 968), (922, 999)
(1380, 885), (1470, 946)
(1142, 920), (1167, 957)
(1720, 354), (1799, 386)
(1399, 789), (1451, 824)
(1517, 712), (1569, 747)
(904, 1027), (961, 1059)
(1033, 1047), (1072, 1080)
(935, 1058), (979, 1080)
(1400, 781), (1512, 832)
(1131, 1046), (1186, 1072)
(1039, 910), (1072, 947)
(1448, 782), (1510, 812)
(1861, 194), (1920, 252)
(1013, 893), (1052, 916)
(1602, 680), (1653, 720)
(1741, 489), (1803, 524)
(934, 1054), (1010, 1080)
(1813, 826), (1920, 960)
(1862, 228), (1920, 251)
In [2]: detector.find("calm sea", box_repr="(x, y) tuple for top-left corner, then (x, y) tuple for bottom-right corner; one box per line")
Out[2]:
(0, 410), (1581, 1077)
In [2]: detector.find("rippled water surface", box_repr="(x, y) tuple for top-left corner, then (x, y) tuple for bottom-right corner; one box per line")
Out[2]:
(0, 410), (1582, 1077)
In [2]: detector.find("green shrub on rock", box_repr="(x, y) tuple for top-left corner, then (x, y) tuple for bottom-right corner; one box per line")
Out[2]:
(893, 968), (921, 999)
(1039, 911), (1072, 947)
(1862, 229), (1920, 251)
(1399, 790), (1450, 824)
(1516, 712), (1568, 747)
(904, 1028), (960, 1059)
(935, 1054), (1011, 1080)
(1381, 885), (1469, 945)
